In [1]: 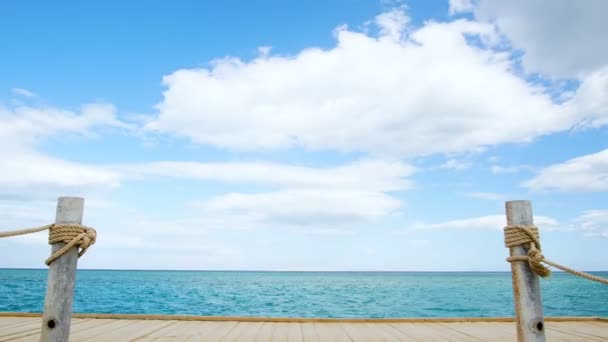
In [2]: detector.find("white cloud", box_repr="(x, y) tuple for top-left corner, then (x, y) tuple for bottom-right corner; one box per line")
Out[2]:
(11, 87), (37, 98)
(117, 159), (412, 228)
(0, 100), (414, 230)
(374, 7), (409, 40)
(467, 192), (504, 201)
(2, 153), (120, 195)
(449, 0), (475, 15)
(0, 104), (126, 199)
(194, 189), (402, 226)
(118, 159), (414, 192)
(474, 0), (608, 77)
(523, 149), (608, 192)
(147, 8), (607, 157)
(441, 158), (472, 170)
(490, 165), (530, 174)
(567, 67), (608, 128)
(0, 103), (125, 147)
(402, 214), (559, 233)
(576, 210), (608, 239)
(291, 228), (354, 236)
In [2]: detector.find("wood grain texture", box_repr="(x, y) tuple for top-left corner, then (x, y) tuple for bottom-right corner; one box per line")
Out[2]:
(506, 200), (546, 342)
(41, 197), (84, 342)
(1, 317), (606, 341)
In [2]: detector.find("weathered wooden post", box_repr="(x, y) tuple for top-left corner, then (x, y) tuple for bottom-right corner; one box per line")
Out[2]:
(41, 197), (84, 342)
(505, 200), (545, 342)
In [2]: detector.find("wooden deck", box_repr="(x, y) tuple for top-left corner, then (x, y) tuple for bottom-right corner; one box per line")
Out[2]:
(0, 315), (606, 341)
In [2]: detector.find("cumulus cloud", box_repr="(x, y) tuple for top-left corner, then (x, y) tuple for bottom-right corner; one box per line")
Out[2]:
(147, 7), (607, 157)
(524, 149), (608, 192)
(449, 0), (475, 15)
(374, 7), (409, 40)
(474, 0), (608, 77)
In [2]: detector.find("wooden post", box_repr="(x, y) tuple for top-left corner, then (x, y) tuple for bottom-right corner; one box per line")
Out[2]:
(41, 197), (84, 342)
(505, 200), (545, 342)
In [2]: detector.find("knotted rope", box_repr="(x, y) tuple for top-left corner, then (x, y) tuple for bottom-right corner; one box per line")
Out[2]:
(0, 223), (96, 265)
(504, 224), (608, 285)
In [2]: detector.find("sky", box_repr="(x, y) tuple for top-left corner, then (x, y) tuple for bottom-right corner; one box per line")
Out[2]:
(0, 0), (607, 271)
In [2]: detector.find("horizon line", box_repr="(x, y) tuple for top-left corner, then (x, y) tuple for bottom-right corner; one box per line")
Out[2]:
(2, 267), (607, 273)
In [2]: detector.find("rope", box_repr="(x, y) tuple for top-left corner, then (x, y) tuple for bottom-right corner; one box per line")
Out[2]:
(0, 224), (54, 238)
(0, 223), (96, 265)
(504, 224), (608, 285)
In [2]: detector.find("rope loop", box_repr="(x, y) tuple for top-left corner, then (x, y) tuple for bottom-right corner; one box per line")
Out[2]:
(504, 224), (607, 285)
(46, 224), (97, 265)
(504, 225), (551, 277)
(0, 223), (96, 266)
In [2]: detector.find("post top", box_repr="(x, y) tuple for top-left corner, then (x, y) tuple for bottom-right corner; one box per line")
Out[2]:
(505, 200), (530, 204)
(58, 196), (84, 200)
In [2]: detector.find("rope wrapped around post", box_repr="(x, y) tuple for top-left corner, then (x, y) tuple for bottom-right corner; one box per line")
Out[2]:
(0, 223), (97, 265)
(504, 224), (608, 285)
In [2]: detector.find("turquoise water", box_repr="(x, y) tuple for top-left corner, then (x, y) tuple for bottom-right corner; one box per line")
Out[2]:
(0, 269), (606, 318)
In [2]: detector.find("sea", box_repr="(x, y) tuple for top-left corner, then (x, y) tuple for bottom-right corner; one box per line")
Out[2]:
(1, 269), (606, 318)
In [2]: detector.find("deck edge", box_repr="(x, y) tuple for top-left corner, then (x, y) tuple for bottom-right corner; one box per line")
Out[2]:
(0, 312), (605, 323)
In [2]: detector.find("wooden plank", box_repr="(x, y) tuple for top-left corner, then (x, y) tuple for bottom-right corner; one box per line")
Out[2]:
(301, 323), (319, 342)
(342, 322), (401, 341)
(254, 322), (276, 342)
(547, 322), (608, 341)
(368, 323), (412, 341)
(70, 319), (138, 341)
(220, 322), (263, 341)
(0, 319), (40, 332)
(8, 319), (99, 342)
(152, 321), (217, 341)
(442, 322), (516, 341)
(0, 318), (34, 328)
(479, 322), (589, 342)
(312, 322), (352, 342)
(386, 323), (424, 341)
(433, 323), (486, 341)
(83, 319), (175, 341)
(1, 317), (606, 341)
(271, 322), (303, 342)
(544, 328), (600, 342)
(182, 321), (237, 341)
(391, 322), (469, 341)
(132, 321), (203, 341)
(0, 320), (43, 341)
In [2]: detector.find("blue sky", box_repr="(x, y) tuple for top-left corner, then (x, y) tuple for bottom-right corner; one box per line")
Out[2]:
(1, 0), (607, 271)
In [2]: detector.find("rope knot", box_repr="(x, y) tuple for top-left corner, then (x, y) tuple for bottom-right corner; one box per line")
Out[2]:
(501, 223), (607, 284)
(46, 223), (97, 265)
(504, 224), (552, 277)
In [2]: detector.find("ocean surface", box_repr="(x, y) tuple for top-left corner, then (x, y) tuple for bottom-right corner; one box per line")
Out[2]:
(0, 269), (606, 318)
